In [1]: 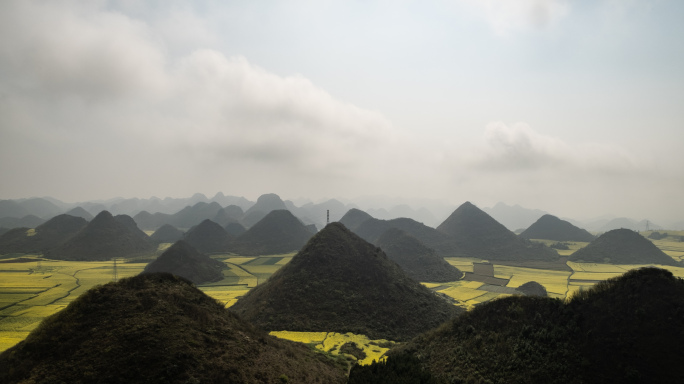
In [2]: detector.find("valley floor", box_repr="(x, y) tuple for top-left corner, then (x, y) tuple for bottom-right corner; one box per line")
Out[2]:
(2, 238), (684, 355)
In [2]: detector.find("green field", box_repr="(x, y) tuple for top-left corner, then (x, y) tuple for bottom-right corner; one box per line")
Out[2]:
(1, 237), (683, 353)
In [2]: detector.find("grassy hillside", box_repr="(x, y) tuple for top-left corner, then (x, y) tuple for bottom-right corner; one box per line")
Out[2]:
(376, 228), (462, 283)
(230, 223), (460, 341)
(350, 267), (684, 384)
(570, 228), (678, 266)
(0, 273), (347, 384)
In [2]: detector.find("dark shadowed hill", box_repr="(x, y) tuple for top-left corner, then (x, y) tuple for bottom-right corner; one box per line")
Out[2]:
(515, 281), (548, 297)
(65, 206), (94, 221)
(376, 228), (462, 283)
(212, 206), (243, 226)
(0, 273), (346, 384)
(0, 198), (63, 219)
(436, 202), (558, 261)
(183, 219), (233, 254)
(172, 202), (224, 229)
(230, 222), (460, 341)
(240, 193), (288, 228)
(114, 214), (151, 241)
(150, 224), (184, 244)
(132, 210), (167, 230)
(0, 215), (45, 229)
(224, 222), (246, 237)
(338, 208), (374, 231)
(520, 214), (595, 242)
(349, 267), (684, 384)
(354, 217), (451, 252)
(45, 211), (155, 261)
(143, 241), (224, 284)
(228, 210), (314, 256)
(569, 228), (677, 265)
(0, 214), (87, 254)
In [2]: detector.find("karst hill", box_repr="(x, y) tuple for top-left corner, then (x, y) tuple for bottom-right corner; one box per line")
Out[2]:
(350, 267), (684, 384)
(149, 223), (184, 244)
(240, 193), (289, 228)
(0, 214), (87, 254)
(436, 202), (558, 261)
(520, 214), (596, 242)
(228, 209), (314, 256)
(376, 228), (462, 283)
(183, 219), (233, 254)
(230, 222), (460, 341)
(569, 228), (678, 265)
(45, 211), (155, 261)
(0, 273), (347, 384)
(339, 208), (374, 231)
(142, 240), (225, 284)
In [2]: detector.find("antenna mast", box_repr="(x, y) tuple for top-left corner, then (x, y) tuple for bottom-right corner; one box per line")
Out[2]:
(113, 258), (118, 282)
(327, 210), (330, 225)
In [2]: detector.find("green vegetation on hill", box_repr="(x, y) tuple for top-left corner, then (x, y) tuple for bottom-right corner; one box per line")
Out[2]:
(349, 267), (684, 384)
(143, 240), (224, 284)
(228, 210), (313, 256)
(44, 211), (155, 261)
(516, 281), (548, 297)
(520, 214), (596, 242)
(183, 219), (233, 253)
(149, 223), (184, 244)
(355, 217), (451, 250)
(0, 273), (347, 384)
(230, 222), (460, 341)
(570, 228), (677, 265)
(376, 228), (462, 283)
(339, 208), (374, 231)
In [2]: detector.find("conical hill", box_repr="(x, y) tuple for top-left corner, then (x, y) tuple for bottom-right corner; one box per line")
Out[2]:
(45, 211), (155, 261)
(569, 228), (677, 265)
(240, 193), (288, 228)
(230, 222), (460, 341)
(0, 214), (87, 254)
(143, 240), (224, 284)
(150, 224), (184, 244)
(355, 217), (450, 249)
(376, 228), (462, 282)
(0, 273), (346, 384)
(228, 210), (313, 256)
(183, 219), (232, 254)
(520, 214), (595, 242)
(339, 208), (374, 231)
(349, 267), (684, 384)
(436, 202), (557, 260)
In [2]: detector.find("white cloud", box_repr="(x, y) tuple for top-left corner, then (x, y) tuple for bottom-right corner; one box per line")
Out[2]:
(463, 0), (570, 35)
(471, 122), (644, 174)
(0, 0), (396, 192)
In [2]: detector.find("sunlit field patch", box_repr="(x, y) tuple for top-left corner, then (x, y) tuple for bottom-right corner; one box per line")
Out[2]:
(528, 239), (589, 256)
(221, 257), (256, 265)
(270, 331), (397, 365)
(443, 257), (486, 273)
(494, 265), (570, 298)
(200, 286), (250, 308)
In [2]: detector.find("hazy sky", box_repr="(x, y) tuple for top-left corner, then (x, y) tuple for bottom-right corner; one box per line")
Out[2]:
(1, 0), (683, 223)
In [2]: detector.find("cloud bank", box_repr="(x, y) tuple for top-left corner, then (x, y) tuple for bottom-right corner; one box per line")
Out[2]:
(0, 0), (397, 199)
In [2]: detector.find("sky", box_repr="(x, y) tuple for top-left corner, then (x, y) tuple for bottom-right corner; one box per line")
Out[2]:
(1, 0), (683, 224)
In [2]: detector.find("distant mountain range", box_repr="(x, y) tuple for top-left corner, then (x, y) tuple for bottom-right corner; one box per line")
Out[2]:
(1, 195), (681, 232)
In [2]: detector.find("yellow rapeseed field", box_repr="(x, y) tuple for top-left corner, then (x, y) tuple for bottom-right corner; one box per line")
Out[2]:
(270, 331), (396, 365)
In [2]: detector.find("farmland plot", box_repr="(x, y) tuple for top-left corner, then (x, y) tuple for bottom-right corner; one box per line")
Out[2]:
(270, 331), (397, 365)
